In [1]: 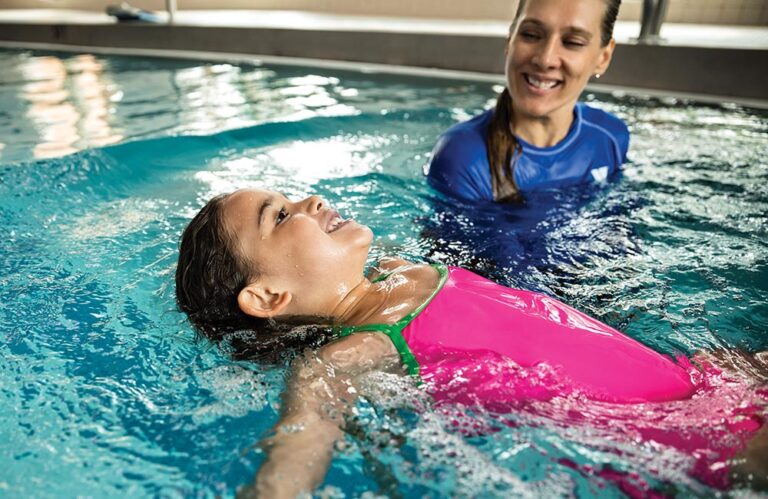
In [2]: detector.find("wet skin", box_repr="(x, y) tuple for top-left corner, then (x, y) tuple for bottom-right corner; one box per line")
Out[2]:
(221, 188), (439, 329)
(222, 188), (373, 321)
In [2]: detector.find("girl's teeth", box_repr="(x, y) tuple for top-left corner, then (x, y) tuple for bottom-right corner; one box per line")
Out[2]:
(328, 217), (344, 232)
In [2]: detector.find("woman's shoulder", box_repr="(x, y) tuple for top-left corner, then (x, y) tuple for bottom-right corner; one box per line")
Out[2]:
(577, 103), (629, 138)
(426, 109), (495, 201)
(576, 103), (630, 158)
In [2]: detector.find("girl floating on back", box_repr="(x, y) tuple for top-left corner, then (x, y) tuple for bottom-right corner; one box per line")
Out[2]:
(176, 189), (766, 497)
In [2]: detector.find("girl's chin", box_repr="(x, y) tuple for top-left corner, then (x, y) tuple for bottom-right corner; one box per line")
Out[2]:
(357, 224), (375, 245)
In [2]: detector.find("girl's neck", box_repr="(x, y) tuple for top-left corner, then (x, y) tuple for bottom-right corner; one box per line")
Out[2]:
(511, 105), (575, 147)
(330, 278), (390, 326)
(330, 264), (440, 327)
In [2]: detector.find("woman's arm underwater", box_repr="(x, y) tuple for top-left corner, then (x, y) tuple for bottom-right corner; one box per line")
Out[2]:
(239, 332), (401, 498)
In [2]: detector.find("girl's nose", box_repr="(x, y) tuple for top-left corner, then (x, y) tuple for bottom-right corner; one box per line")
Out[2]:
(302, 195), (325, 214)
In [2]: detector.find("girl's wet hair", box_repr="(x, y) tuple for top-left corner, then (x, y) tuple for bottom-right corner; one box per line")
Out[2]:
(487, 0), (622, 202)
(175, 193), (330, 363)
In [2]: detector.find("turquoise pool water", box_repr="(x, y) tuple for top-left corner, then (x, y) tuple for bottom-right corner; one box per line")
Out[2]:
(0, 49), (766, 497)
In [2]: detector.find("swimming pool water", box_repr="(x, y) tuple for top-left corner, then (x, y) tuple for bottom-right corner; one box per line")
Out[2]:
(1, 48), (767, 497)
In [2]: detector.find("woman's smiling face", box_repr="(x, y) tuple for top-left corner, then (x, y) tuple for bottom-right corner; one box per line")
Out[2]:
(506, 0), (615, 122)
(221, 188), (373, 316)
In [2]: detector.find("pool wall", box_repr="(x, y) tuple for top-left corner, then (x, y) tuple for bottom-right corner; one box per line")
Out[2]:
(3, 0), (768, 25)
(0, 12), (766, 106)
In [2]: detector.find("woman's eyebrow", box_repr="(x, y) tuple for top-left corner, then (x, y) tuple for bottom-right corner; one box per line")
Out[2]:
(520, 19), (593, 39)
(565, 27), (593, 39)
(519, 19), (545, 29)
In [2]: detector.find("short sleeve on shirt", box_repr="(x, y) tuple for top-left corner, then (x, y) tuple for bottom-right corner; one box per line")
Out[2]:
(426, 111), (494, 202)
(579, 104), (630, 164)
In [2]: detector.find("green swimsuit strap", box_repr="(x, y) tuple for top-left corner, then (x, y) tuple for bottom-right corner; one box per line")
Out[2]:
(334, 263), (449, 377)
(370, 271), (394, 284)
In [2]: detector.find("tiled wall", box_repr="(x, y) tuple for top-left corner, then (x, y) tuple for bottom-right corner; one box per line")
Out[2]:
(3, 0), (768, 26)
(618, 0), (768, 26)
(663, 0), (768, 25)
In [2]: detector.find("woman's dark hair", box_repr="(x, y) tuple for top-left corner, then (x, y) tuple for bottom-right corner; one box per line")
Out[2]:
(486, 0), (621, 202)
(175, 193), (329, 362)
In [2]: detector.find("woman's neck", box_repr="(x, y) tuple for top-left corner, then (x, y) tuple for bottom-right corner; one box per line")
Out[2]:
(511, 105), (576, 148)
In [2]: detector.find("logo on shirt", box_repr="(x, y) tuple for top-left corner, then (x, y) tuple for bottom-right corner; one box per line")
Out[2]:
(590, 166), (609, 183)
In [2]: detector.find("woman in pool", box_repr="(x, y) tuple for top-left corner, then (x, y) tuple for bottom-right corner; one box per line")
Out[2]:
(176, 190), (766, 497)
(427, 0), (629, 202)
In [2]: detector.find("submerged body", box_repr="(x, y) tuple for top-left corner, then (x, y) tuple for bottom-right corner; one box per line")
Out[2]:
(176, 188), (768, 497)
(340, 263), (764, 489)
(340, 264), (692, 405)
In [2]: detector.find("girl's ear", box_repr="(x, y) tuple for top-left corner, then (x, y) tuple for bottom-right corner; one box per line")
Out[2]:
(237, 283), (292, 318)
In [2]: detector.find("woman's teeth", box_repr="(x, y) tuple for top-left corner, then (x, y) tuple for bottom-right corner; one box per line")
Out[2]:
(525, 74), (560, 89)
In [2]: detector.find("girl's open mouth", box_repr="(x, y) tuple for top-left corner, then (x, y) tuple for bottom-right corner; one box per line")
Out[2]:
(325, 211), (351, 233)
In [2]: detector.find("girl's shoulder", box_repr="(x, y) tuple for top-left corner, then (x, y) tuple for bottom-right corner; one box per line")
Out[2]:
(367, 258), (437, 284)
(315, 330), (401, 375)
(373, 256), (412, 273)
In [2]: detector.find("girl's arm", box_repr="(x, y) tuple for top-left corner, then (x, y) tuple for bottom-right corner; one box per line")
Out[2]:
(240, 332), (400, 498)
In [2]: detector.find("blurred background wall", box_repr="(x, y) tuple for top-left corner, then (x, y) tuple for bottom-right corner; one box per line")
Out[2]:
(1, 0), (767, 26)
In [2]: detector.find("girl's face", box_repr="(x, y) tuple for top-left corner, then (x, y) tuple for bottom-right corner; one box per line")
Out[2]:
(506, 0), (615, 122)
(222, 189), (373, 316)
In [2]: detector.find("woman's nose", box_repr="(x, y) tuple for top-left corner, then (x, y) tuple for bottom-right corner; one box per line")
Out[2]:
(531, 38), (560, 69)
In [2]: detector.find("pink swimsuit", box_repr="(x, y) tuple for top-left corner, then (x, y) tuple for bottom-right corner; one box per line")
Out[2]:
(340, 264), (695, 404)
(338, 264), (766, 489)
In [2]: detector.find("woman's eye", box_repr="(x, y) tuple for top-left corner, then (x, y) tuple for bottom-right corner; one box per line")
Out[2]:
(276, 207), (288, 225)
(564, 39), (587, 47)
(520, 32), (541, 40)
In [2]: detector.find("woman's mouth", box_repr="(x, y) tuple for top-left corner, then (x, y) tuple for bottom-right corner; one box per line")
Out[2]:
(523, 73), (562, 91)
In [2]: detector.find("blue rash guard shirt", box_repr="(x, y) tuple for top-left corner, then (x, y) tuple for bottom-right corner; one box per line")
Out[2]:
(426, 103), (629, 201)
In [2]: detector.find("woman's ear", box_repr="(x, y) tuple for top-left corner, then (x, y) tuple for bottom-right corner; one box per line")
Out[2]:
(595, 38), (616, 76)
(237, 283), (292, 318)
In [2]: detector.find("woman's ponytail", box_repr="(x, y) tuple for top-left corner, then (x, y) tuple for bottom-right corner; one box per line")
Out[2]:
(485, 87), (523, 203)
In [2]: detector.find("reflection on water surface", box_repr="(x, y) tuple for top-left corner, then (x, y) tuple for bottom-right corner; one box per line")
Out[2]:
(0, 49), (766, 497)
